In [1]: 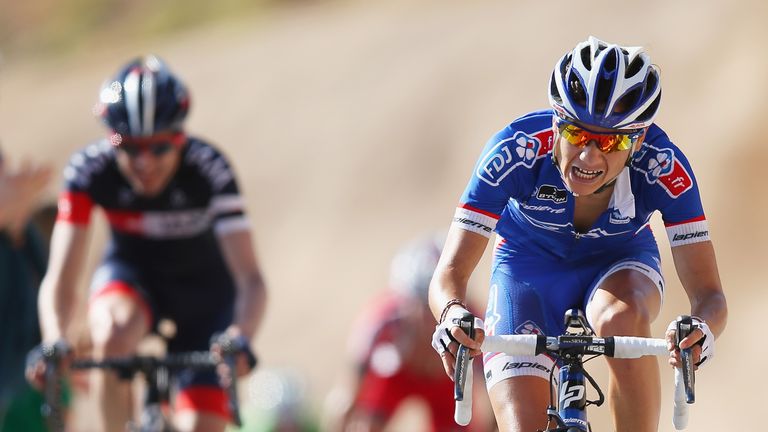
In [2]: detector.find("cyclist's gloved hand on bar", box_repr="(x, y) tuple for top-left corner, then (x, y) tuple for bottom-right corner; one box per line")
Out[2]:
(25, 339), (73, 390)
(666, 316), (715, 369)
(210, 331), (258, 378)
(431, 305), (484, 378)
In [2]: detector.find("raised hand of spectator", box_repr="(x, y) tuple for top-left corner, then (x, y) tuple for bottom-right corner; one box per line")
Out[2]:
(0, 158), (53, 237)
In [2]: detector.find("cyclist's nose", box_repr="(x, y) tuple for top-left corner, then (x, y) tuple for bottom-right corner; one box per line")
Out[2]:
(579, 140), (603, 161)
(130, 151), (155, 170)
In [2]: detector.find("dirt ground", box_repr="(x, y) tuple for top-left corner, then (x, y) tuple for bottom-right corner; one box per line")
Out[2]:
(2, 1), (766, 430)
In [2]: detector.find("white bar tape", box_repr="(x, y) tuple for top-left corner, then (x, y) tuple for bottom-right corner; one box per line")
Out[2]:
(481, 335), (539, 356)
(612, 337), (667, 358)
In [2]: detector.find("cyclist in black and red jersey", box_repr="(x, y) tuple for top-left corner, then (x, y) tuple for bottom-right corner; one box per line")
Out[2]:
(26, 55), (267, 432)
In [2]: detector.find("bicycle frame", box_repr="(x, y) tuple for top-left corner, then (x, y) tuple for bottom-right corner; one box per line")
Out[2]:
(543, 309), (601, 432)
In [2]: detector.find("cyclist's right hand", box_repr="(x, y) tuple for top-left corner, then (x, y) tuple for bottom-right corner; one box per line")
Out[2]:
(25, 340), (73, 390)
(431, 306), (484, 379)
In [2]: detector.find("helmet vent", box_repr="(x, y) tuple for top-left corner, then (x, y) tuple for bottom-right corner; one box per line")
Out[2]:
(568, 75), (587, 107)
(626, 57), (644, 77)
(580, 48), (592, 71)
(645, 68), (659, 92)
(549, 71), (563, 104)
(603, 50), (618, 73)
(615, 87), (640, 114)
(595, 77), (614, 114)
(637, 93), (661, 122)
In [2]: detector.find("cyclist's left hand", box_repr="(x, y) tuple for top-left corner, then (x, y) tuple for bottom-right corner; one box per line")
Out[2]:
(665, 316), (715, 370)
(210, 330), (258, 383)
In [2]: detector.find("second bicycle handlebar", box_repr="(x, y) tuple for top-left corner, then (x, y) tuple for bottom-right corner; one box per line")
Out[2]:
(43, 350), (244, 430)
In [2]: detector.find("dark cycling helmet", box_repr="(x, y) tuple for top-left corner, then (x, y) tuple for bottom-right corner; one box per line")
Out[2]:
(96, 55), (190, 137)
(548, 36), (661, 129)
(389, 233), (444, 302)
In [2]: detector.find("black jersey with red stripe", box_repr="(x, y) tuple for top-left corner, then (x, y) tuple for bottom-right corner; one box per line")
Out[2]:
(57, 137), (249, 279)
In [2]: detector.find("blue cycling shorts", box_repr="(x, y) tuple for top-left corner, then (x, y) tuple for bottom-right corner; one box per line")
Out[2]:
(482, 233), (664, 389)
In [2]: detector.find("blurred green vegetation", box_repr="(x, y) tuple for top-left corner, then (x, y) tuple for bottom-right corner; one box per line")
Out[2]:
(0, 0), (289, 60)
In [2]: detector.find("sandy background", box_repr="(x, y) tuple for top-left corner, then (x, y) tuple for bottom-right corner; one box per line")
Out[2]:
(2, 1), (766, 430)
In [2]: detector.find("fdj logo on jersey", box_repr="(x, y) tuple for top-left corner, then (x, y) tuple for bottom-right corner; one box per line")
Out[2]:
(477, 132), (541, 186)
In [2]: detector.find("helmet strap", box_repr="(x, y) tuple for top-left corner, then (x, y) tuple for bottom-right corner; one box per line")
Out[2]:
(592, 177), (617, 195)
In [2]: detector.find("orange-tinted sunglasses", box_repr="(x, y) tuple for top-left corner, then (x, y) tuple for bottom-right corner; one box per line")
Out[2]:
(555, 116), (644, 153)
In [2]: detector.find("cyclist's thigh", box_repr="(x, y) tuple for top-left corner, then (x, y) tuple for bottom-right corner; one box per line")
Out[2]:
(484, 258), (577, 387)
(488, 376), (550, 432)
(88, 261), (154, 354)
(583, 248), (664, 334)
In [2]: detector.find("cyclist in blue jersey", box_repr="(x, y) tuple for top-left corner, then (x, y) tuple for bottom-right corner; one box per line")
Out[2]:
(26, 55), (267, 432)
(429, 36), (727, 432)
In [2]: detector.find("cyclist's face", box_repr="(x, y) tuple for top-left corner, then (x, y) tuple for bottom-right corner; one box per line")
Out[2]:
(115, 133), (184, 197)
(553, 120), (645, 196)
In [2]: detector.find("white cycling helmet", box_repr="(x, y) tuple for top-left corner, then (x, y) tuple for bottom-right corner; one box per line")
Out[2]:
(389, 233), (444, 302)
(548, 36), (661, 129)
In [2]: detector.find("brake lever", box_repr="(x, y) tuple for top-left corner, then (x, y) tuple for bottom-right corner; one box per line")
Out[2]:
(40, 343), (67, 432)
(221, 353), (243, 427)
(676, 315), (696, 404)
(453, 312), (475, 401)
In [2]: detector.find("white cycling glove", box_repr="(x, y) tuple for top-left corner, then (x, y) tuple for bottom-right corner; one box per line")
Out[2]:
(431, 306), (484, 356)
(667, 316), (715, 367)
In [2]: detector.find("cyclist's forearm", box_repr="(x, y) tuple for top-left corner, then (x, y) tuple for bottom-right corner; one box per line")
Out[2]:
(429, 270), (471, 321)
(38, 277), (78, 342)
(38, 222), (90, 342)
(230, 273), (267, 339)
(689, 291), (728, 337)
(428, 228), (488, 321)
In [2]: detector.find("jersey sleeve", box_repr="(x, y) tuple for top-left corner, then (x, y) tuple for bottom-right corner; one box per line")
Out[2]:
(455, 124), (548, 237)
(57, 143), (110, 225)
(635, 135), (710, 247)
(185, 141), (250, 236)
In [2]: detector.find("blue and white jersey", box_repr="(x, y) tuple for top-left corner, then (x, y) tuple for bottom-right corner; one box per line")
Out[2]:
(454, 110), (709, 259)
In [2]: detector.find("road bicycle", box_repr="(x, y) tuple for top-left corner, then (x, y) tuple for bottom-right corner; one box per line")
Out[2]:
(452, 309), (697, 432)
(40, 344), (248, 432)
